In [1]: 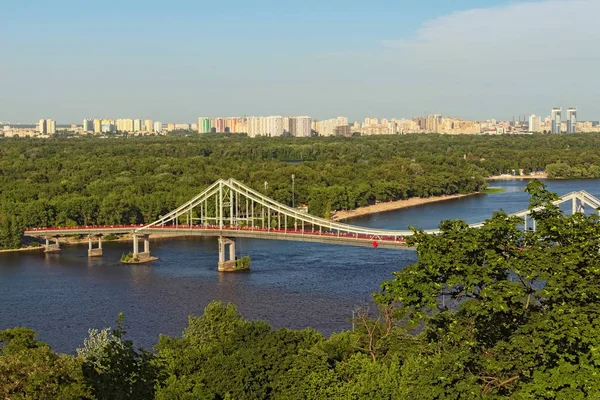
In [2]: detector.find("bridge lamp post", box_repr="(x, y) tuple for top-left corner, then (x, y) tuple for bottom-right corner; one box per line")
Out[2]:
(291, 174), (295, 209)
(264, 181), (268, 194)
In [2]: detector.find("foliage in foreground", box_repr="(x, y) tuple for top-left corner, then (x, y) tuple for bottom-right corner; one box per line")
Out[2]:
(1, 182), (599, 399)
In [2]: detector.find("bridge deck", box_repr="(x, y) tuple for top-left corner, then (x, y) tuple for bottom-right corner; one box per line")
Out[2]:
(24, 225), (410, 250)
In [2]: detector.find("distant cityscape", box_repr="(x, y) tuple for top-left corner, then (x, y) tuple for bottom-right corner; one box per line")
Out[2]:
(1, 107), (598, 138)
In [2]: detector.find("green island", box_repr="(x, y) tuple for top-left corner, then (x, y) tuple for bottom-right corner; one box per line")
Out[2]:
(2, 181), (599, 398)
(2, 133), (600, 250)
(235, 255), (252, 271)
(120, 252), (140, 263)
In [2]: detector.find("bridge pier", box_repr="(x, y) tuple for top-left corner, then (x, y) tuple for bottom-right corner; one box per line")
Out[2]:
(44, 237), (60, 253)
(130, 234), (153, 262)
(88, 235), (103, 257)
(218, 236), (237, 272)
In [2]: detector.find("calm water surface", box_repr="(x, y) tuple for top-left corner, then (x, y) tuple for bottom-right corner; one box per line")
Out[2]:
(1, 179), (598, 353)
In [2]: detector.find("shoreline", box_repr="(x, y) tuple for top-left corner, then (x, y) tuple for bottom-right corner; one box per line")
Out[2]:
(331, 193), (480, 222)
(0, 246), (45, 253)
(486, 173), (547, 181)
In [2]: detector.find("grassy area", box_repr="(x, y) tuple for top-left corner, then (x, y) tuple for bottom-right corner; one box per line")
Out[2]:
(482, 187), (506, 194)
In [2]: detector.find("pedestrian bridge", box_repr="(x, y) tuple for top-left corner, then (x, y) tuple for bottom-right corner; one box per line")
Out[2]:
(24, 178), (600, 268)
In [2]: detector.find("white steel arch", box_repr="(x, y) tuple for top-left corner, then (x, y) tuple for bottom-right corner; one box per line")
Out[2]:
(136, 179), (600, 238)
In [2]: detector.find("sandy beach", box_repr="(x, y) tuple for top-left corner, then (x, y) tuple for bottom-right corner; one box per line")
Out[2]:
(332, 193), (479, 221)
(486, 173), (547, 181)
(0, 246), (45, 253)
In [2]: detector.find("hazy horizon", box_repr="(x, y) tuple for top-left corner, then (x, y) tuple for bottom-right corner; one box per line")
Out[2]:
(2, 0), (599, 123)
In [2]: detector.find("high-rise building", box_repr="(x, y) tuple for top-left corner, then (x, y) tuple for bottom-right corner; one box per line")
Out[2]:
(116, 119), (134, 132)
(215, 118), (225, 133)
(46, 119), (56, 134)
(153, 121), (163, 133)
(528, 114), (541, 133)
(567, 108), (577, 134)
(93, 119), (102, 134)
(144, 119), (153, 133)
(38, 119), (55, 134)
(101, 123), (116, 133)
(83, 119), (93, 132)
(38, 119), (46, 134)
(198, 118), (211, 133)
(133, 119), (142, 132)
(426, 114), (442, 133)
(551, 108), (562, 134)
(412, 117), (426, 130)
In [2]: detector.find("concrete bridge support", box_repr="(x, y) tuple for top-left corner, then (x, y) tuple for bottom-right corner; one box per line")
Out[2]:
(132, 234), (151, 260)
(44, 237), (60, 253)
(88, 235), (103, 257)
(218, 237), (236, 271)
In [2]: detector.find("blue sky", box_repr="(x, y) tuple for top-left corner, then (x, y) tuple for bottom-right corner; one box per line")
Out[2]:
(1, 0), (598, 123)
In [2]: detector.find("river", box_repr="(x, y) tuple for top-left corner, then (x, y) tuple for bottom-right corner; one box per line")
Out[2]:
(1, 179), (598, 353)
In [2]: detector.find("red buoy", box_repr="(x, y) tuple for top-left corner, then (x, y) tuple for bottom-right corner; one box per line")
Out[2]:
(372, 241), (379, 248)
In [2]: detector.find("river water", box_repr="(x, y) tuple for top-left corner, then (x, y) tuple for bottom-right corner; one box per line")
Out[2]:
(1, 179), (598, 353)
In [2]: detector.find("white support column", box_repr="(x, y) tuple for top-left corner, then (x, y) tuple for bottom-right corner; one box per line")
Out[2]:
(572, 197), (577, 215)
(230, 189), (234, 227)
(88, 235), (92, 250)
(229, 240), (235, 261)
(144, 235), (150, 254)
(133, 234), (139, 256)
(98, 236), (102, 249)
(218, 237), (225, 263)
(215, 196), (218, 226)
(219, 183), (224, 229)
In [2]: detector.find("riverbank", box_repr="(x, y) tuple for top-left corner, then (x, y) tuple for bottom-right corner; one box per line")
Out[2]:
(486, 173), (547, 181)
(332, 193), (480, 221)
(0, 246), (44, 253)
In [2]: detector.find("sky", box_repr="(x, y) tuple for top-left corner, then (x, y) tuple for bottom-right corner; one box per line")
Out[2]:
(1, 0), (598, 123)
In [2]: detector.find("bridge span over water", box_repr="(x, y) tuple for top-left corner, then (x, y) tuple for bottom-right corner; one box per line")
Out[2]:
(24, 178), (600, 270)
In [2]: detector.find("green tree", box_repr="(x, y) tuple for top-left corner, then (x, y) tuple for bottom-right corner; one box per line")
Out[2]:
(376, 180), (600, 397)
(78, 314), (162, 400)
(0, 327), (92, 399)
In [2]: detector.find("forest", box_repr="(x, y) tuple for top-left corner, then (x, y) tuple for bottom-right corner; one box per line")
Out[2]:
(1, 133), (600, 249)
(2, 182), (599, 398)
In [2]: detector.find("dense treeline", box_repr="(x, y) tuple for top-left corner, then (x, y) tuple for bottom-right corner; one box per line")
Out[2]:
(2, 183), (599, 398)
(1, 133), (600, 249)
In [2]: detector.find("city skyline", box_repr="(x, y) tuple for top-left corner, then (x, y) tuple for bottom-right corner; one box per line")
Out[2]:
(5, 107), (598, 138)
(2, 0), (600, 122)
(1, 104), (591, 127)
